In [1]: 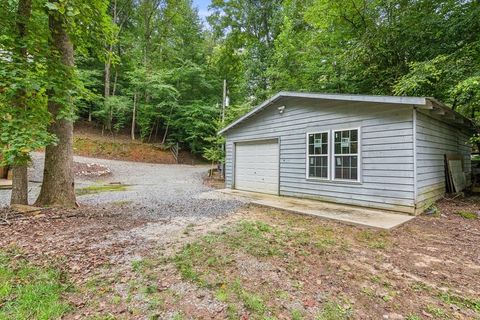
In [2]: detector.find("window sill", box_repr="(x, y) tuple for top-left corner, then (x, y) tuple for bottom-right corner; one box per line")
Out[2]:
(305, 178), (362, 185)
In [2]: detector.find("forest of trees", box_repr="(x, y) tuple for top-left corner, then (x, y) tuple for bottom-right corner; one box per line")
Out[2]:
(0, 0), (479, 207)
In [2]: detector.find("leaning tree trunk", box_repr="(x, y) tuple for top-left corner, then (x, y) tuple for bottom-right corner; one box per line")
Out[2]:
(10, 0), (33, 205)
(35, 4), (76, 207)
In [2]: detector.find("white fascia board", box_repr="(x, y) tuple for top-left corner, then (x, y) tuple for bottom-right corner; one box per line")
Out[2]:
(279, 91), (430, 106)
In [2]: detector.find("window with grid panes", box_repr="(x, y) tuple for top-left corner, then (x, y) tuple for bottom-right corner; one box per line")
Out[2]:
(307, 132), (329, 178)
(333, 129), (358, 180)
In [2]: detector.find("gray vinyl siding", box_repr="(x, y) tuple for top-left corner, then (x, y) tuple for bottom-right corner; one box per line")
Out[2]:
(415, 110), (471, 211)
(225, 100), (416, 214)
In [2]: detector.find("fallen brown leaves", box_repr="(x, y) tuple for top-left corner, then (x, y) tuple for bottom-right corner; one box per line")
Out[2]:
(0, 205), (150, 283)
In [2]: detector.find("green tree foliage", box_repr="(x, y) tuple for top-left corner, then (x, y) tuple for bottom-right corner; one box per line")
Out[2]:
(268, 0), (480, 109)
(0, 0), (54, 166)
(209, 0), (284, 102)
(2, 0), (479, 168)
(75, 0), (224, 153)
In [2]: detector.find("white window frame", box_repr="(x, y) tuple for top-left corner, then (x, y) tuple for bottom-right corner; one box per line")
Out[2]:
(332, 127), (361, 182)
(305, 127), (362, 183)
(305, 131), (330, 180)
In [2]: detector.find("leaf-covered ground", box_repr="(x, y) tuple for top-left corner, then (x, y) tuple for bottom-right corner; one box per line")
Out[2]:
(0, 197), (479, 319)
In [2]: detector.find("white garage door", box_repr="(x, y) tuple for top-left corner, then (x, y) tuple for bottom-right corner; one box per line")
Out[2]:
(235, 140), (279, 195)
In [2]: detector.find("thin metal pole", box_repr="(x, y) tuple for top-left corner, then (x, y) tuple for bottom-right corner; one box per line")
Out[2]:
(222, 79), (227, 124)
(221, 79), (227, 178)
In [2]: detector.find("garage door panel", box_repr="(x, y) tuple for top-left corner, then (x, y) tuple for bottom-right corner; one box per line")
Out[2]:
(235, 140), (279, 195)
(235, 165), (278, 171)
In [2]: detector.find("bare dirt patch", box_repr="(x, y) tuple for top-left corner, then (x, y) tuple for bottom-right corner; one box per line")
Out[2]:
(72, 122), (202, 165)
(0, 204), (150, 283)
(73, 136), (179, 164)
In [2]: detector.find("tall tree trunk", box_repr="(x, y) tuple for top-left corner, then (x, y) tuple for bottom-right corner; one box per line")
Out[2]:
(104, 44), (112, 131)
(104, 53), (111, 99)
(11, 165), (28, 205)
(112, 68), (118, 96)
(131, 92), (137, 140)
(154, 118), (160, 141)
(104, 0), (117, 132)
(11, 0), (33, 205)
(162, 105), (174, 144)
(35, 3), (76, 207)
(162, 122), (169, 144)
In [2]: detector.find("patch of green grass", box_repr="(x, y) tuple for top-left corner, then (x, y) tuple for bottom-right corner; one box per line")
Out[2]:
(454, 211), (478, 219)
(76, 184), (128, 196)
(231, 221), (282, 257)
(291, 309), (304, 320)
(215, 288), (228, 302)
(173, 242), (208, 285)
(242, 291), (267, 314)
(405, 315), (421, 320)
(292, 280), (304, 290)
(370, 275), (381, 284)
(146, 294), (164, 311)
(231, 279), (268, 316)
(314, 238), (337, 252)
(276, 290), (289, 300)
(355, 230), (390, 249)
(381, 293), (393, 302)
(425, 305), (448, 318)
(316, 301), (353, 320)
(131, 259), (144, 273)
(131, 258), (161, 282)
(361, 287), (375, 297)
(410, 281), (432, 292)
(438, 291), (480, 313)
(0, 250), (71, 319)
(172, 311), (185, 320)
(226, 303), (238, 320)
(111, 200), (132, 206)
(111, 295), (122, 305)
(174, 220), (285, 286)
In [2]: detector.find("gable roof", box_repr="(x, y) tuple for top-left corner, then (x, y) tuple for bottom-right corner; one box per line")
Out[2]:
(218, 91), (472, 134)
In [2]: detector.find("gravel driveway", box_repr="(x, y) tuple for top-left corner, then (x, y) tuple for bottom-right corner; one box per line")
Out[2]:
(0, 152), (246, 219)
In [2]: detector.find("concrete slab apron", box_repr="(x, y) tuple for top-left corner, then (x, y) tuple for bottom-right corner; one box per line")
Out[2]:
(217, 189), (415, 230)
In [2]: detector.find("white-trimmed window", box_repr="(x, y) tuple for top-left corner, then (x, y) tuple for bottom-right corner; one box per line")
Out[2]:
(307, 132), (329, 179)
(333, 129), (359, 180)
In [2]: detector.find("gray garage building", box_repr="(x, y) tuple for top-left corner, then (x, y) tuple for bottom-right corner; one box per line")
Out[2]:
(219, 92), (472, 215)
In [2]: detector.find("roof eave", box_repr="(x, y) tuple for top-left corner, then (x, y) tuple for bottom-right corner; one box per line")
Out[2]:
(218, 92), (471, 135)
(218, 92), (283, 135)
(425, 97), (474, 129)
